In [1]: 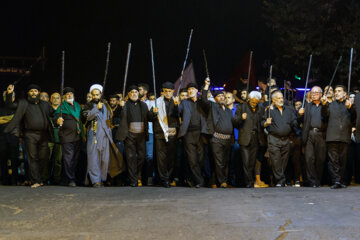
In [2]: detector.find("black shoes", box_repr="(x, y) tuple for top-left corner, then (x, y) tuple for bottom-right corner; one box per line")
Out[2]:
(330, 182), (346, 189)
(162, 181), (170, 188)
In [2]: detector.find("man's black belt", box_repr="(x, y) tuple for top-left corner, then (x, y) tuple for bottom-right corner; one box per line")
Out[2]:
(271, 134), (288, 141)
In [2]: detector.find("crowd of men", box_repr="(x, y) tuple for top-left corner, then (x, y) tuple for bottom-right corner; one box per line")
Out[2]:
(0, 75), (360, 189)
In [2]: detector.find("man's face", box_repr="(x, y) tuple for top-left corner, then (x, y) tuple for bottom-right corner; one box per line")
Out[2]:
(350, 94), (355, 103)
(40, 92), (49, 102)
(295, 101), (302, 111)
(241, 90), (248, 101)
(138, 86), (147, 98)
(310, 87), (322, 102)
(214, 93), (225, 105)
(91, 89), (101, 102)
(148, 95), (155, 101)
(64, 92), (74, 100)
(128, 90), (139, 102)
(163, 88), (174, 100)
(28, 89), (40, 99)
(240, 77), (247, 84)
(179, 92), (188, 101)
(50, 93), (61, 106)
(86, 93), (92, 103)
(324, 86), (334, 98)
(258, 81), (267, 91)
(334, 87), (346, 101)
(225, 93), (235, 106)
(109, 98), (118, 107)
(187, 87), (198, 98)
(272, 92), (284, 107)
(248, 97), (259, 109)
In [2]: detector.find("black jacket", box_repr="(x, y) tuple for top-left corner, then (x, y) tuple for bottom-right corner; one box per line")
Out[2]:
(4, 98), (54, 138)
(298, 101), (327, 144)
(235, 103), (266, 146)
(200, 88), (237, 135)
(177, 98), (208, 138)
(116, 100), (150, 141)
(321, 100), (354, 143)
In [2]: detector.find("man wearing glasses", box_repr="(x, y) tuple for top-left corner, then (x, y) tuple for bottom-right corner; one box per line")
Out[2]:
(298, 86), (326, 187)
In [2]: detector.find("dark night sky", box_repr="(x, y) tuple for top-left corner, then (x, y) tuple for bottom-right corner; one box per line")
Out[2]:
(0, 0), (272, 100)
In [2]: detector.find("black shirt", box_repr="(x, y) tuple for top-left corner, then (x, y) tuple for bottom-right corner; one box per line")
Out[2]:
(24, 103), (48, 131)
(309, 102), (322, 129)
(188, 100), (201, 131)
(127, 100), (142, 122)
(262, 105), (296, 137)
(214, 104), (234, 135)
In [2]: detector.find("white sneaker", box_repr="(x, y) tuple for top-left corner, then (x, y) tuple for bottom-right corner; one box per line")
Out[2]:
(294, 181), (301, 187)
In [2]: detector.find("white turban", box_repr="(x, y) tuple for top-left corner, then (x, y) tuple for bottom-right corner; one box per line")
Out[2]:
(89, 84), (103, 93)
(249, 91), (262, 100)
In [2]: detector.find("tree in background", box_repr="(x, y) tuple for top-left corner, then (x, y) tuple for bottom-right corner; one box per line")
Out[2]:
(263, 0), (360, 88)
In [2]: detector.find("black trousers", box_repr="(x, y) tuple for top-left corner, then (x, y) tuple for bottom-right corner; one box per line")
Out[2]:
(24, 131), (49, 184)
(125, 132), (146, 185)
(0, 132), (19, 185)
(268, 134), (290, 185)
(210, 137), (231, 185)
(183, 131), (205, 185)
(305, 131), (326, 186)
(62, 141), (81, 182)
(288, 135), (302, 182)
(240, 133), (258, 186)
(327, 142), (349, 184)
(155, 136), (177, 183)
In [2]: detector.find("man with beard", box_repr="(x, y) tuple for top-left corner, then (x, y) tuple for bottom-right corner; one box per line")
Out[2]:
(0, 84), (18, 185)
(109, 94), (125, 155)
(178, 82), (208, 188)
(116, 85), (150, 187)
(179, 88), (188, 101)
(298, 86), (326, 187)
(324, 86), (335, 103)
(48, 92), (62, 185)
(233, 73), (253, 103)
(321, 85), (353, 189)
(138, 83), (149, 102)
(56, 87), (84, 187)
(150, 82), (179, 188)
(40, 92), (49, 102)
(262, 91), (297, 187)
(82, 84), (124, 187)
(5, 84), (54, 188)
(236, 91), (266, 188)
(201, 78), (237, 188)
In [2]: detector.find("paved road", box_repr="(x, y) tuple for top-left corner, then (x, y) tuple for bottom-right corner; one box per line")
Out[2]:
(0, 186), (360, 240)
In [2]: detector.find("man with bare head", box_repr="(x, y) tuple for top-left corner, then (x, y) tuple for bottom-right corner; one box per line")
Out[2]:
(40, 92), (49, 102)
(298, 86), (326, 187)
(321, 85), (353, 189)
(262, 91), (297, 187)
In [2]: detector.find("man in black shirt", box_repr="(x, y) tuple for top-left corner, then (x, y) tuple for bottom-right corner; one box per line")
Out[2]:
(178, 82), (208, 188)
(298, 86), (326, 187)
(236, 91), (266, 188)
(56, 87), (83, 187)
(321, 85), (353, 189)
(5, 84), (54, 188)
(150, 82), (179, 188)
(116, 85), (150, 187)
(262, 91), (297, 187)
(201, 78), (237, 188)
(0, 84), (18, 185)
